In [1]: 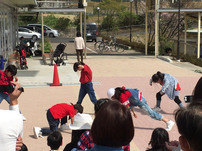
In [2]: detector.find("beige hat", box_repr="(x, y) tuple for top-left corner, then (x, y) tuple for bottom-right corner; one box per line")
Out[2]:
(69, 113), (93, 130)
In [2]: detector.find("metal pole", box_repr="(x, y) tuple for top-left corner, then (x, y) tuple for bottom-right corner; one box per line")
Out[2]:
(177, 0), (180, 60)
(98, 9), (99, 34)
(97, 7), (100, 34)
(130, 1), (132, 42)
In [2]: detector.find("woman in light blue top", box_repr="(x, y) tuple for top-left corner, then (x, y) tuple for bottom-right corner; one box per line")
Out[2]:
(150, 71), (183, 111)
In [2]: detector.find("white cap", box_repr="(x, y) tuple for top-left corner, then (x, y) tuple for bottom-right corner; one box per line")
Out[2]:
(69, 113), (93, 130)
(107, 88), (115, 99)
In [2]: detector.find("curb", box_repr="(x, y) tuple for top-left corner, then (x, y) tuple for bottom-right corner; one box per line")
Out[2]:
(158, 56), (173, 63)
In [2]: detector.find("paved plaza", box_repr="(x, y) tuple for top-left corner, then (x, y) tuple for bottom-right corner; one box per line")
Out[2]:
(0, 42), (202, 151)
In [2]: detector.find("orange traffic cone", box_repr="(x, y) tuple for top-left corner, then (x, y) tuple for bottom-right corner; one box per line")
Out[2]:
(51, 64), (62, 86)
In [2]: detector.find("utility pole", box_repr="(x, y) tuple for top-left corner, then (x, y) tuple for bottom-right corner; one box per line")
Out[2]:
(177, 0), (180, 60)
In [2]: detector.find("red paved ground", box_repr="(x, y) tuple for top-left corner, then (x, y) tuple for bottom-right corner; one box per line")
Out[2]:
(0, 55), (201, 151)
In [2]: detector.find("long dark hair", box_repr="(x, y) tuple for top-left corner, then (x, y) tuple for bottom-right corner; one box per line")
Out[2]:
(148, 128), (169, 151)
(192, 77), (202, 102)
(152, 71), (164, 82)
(114, 87), (126, 100)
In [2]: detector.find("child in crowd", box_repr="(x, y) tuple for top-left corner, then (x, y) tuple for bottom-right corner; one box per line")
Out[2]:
(0, 65), (26, 120)
(150, 71), (183, 111)
(71, 98), (130, 151)
(146, 128), (170, 151)
(47, 131), (63, 151)
(73, 62), (97, 105)
(107, 87), (175, 131)
(33, 103), (83, 138)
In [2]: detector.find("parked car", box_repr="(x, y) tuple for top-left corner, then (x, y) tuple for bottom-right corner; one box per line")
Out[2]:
(17, 27), (41, 40)
(84, 23), (97, 42)
(19, 26), (47, 36)
(77, 23), (98, 42)
(27, 24), (59, 38)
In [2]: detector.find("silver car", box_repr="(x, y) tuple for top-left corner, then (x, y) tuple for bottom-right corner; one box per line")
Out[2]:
(18, 27), (41, 39)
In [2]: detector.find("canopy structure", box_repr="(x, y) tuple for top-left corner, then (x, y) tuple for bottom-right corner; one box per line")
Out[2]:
(145, 0), (202, 58)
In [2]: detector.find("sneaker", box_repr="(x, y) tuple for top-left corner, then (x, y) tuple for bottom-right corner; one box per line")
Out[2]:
(21, 114), (26, 121)
(33, 127), (42, 139)
(60, 124), (70, 131)
(153, 106), (161, 112)
(166, 120), (175, 131)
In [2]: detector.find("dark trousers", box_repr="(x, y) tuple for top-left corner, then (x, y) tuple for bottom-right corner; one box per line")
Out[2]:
(77, 82), (97, 104)
(76, 49), (83, 62)
(41, 109), (59, 136)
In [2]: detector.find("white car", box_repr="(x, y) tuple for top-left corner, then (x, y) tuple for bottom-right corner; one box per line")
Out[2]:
(18, 27), (41, 39)
(27, 24), (59, 38)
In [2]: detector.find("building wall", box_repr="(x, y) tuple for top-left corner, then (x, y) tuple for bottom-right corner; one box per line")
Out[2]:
(0, 3), (17, 61)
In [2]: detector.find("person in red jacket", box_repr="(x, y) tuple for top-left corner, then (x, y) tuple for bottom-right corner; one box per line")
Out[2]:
(73, 62), (97, 104)
(33, 103), (83, 139)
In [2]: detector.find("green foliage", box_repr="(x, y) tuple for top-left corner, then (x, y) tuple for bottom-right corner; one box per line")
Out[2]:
(43, 38), (52, 53)
(54, 17), (71, 30)
(118, 11), (144, 27)
(101, 15), (118, 32)
(43, 14), (58, 28)
(159, 37), (174, 55)
(181, 54), (202, 67)
(18, 16), (37, 25)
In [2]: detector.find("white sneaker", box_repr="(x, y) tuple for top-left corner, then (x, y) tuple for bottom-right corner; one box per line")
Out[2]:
(153, 106), (161, 112)
(33, 127), (42, 139)
(22, 114), (26, 121)
(166, 120), (175, 131)
(60, 124), (70, 131)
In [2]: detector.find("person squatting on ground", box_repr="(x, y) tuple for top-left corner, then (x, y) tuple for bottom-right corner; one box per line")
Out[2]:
(73, 62), (97, 105)
(72, 98), (130, 151)
(146, 128), (170, 151)
(33, 103), (83, 138)
(107, 87), (175, 131)
(150, 71), (183, 112)
(0, 65), (26, 120)
(89, 100), (134, 151)
(47, 131), (63, 151)
(74, 31), (85, 63)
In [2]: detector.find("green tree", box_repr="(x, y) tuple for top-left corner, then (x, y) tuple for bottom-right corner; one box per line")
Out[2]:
(54, 18), (71, 30)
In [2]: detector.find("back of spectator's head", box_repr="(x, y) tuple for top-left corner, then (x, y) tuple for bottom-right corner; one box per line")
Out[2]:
(192, 77), (202, 103)
(175, 102), (202, 151)
(91, 101), (134, 148)
(73, 104), (83, 113)
(19, 143), (28, 151)
(148, 128), (169, 150)
(94, 98), (110, 114)
(5, 65), (17, 76)
(76, 31), (81, 37)
(47, 131), (63, 150)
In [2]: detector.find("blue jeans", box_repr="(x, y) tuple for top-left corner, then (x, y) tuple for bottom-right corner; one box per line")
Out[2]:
(0, 92), (10, 104)
(131, 96), (163, 121)
(41, 109), (59, 136)
(77, 82), (97, 104)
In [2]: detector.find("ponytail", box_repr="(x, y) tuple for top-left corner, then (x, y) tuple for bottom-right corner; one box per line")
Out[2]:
(114, 87), (126, 100)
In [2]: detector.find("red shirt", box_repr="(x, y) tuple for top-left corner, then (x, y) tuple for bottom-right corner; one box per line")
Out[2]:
(0, 70), (13, 85)
(0, 70), (13, 94)
(80, 64), (92, 84)
(49, 103), (75, 119)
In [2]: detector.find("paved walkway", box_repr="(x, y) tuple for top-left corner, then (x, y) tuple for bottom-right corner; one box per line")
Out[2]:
(0, 42), (202, 151)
